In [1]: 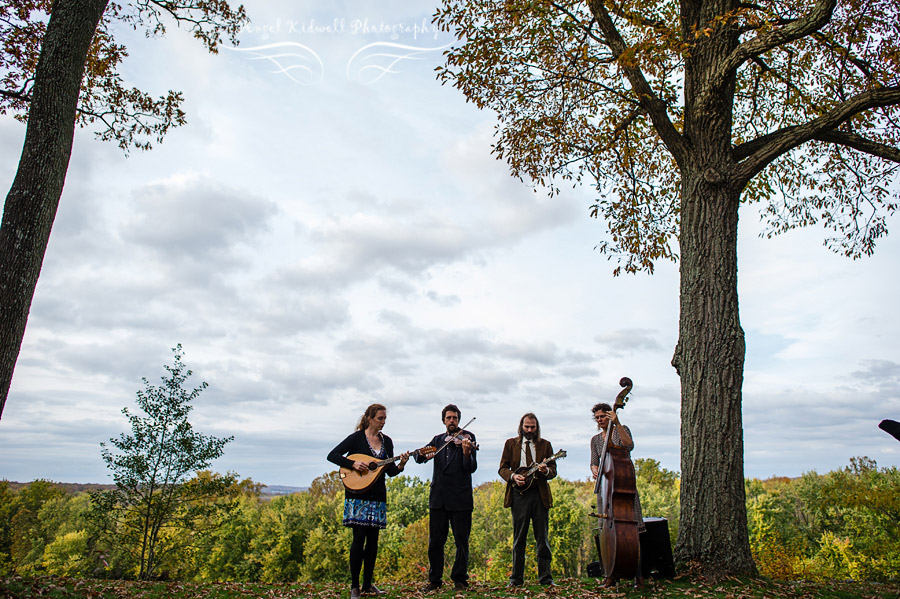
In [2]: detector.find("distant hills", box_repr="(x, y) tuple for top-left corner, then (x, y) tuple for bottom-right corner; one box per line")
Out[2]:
(260, 484), (308, 496)
(4, 481), (115, 493)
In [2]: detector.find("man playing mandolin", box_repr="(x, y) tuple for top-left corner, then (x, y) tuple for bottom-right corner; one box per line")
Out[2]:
(498, 413), (557, 587)
(416, 404), (477, 592)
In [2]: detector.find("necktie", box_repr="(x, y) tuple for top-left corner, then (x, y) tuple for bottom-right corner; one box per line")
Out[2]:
(525, 441), (533, 467)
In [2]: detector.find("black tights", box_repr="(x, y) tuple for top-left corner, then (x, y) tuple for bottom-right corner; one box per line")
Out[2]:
(349, 526), (380, 589)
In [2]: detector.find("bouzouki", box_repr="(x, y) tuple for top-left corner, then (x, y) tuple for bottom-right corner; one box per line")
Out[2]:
(514, 449), (567, 494)
(339, 446), (435, 493)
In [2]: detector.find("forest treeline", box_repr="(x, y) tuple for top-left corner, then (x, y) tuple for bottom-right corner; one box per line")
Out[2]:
(1, 458), (897, 583)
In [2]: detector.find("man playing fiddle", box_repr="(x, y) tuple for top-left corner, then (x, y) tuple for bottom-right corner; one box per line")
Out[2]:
(416, 404), (477, 591)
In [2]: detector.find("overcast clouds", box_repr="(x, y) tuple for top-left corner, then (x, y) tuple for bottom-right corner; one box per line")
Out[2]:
(1, 0), (898, 489)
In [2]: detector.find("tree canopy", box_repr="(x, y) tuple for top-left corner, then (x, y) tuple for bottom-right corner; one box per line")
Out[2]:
(436, 0), (900, 272)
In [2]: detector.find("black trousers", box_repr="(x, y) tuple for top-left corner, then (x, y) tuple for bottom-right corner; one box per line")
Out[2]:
(428, 507), (472, 585)
(510, 488), (552, 584)
(349, 526), (379, 589)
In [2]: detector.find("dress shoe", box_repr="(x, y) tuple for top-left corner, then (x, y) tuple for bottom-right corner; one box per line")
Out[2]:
(454, 581), (468, 590)
(507, 582), (523, 588)
(350, 588), (361, 599)
(423, 581), (442, 592)
(362, 585), (386, 595)
(543, 581), (557, 587)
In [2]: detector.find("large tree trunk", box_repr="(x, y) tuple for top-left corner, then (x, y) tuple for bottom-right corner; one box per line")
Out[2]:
(669, 0), (756, 576)
(0, 0), (109, 419)
(671, 172), (756, 576)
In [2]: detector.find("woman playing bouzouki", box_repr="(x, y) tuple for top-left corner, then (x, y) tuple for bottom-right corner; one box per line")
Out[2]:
(327, 404), (409, 598)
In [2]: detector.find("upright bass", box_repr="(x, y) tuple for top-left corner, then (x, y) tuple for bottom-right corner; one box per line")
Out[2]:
(593, 377), (641, 585)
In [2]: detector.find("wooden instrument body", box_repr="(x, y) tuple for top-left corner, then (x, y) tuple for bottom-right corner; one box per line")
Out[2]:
(596, 446), (641, 580)
(339, 447), (434, 493)
(513, 449), (567, 494)
(592, 376), (641, 582)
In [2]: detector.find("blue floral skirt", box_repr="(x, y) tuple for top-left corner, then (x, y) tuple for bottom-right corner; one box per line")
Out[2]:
(343, 498), (387, 528)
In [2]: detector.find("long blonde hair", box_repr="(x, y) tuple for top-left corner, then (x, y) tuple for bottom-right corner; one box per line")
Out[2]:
(357, 403), (387, 431)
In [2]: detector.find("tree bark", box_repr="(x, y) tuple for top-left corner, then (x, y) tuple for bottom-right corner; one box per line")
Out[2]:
(668, 0), (756, 577)
(0, 0), (109, 419)
(671, 172), (756, 575)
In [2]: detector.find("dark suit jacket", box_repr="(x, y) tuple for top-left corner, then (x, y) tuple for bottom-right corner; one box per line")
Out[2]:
(498, 436), (557, 509)
(415, 430), (478, 510)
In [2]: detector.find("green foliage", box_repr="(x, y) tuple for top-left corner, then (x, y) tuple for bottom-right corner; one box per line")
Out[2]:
(91, 345), (235, 580)
(745, 457), (900, 581)
(469, 481), (511, 582)
(385, 476), (430, 527)
(6, 457), (897, 583)
(746, 477), (807, 579)
(6, 481), (66, 575)
(548, 479), (595, 578)
(0, 482), (13, 576)
(634, 458), (680, 546)
(41, 530), (89, 577)
(797, 457), (900, 581)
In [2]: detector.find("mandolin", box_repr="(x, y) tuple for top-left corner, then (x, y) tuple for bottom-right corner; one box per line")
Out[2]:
(513, 449), (567, 494)
(339, 446), (435, 493)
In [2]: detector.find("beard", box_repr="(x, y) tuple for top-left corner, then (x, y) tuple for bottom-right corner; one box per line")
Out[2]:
(446, 423), (458, 434)
(522, 430), (536, 441)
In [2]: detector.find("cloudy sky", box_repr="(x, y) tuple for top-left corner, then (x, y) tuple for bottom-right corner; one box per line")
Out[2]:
(1, 0), (898, 490)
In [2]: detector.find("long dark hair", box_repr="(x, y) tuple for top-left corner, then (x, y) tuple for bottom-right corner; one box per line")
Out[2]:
(518, 412), (541, 441)
(357, 403), (387, 431)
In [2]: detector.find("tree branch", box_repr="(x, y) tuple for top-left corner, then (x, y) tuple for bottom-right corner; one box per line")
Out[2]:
(813, 129), (900, 163)
(585, 0), (686, 167)
(0, 88), (31, 102)
(733, 87), (900, 183)
(712, 0), (837, 96)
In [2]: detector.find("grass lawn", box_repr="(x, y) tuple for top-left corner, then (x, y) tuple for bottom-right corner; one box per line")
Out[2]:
(2, 576), (898, 599)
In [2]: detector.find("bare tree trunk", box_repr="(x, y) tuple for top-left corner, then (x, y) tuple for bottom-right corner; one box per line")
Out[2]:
(668, 1), (756, 576)
(0, 0), (109, 418)
(671, 171), (757, 576)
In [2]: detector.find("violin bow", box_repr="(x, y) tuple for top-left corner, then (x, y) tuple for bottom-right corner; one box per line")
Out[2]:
(431, 416), (476, 458)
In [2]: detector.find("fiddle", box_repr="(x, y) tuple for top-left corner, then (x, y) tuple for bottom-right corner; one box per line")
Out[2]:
(432, 417), (479, 458)
(443, 432), (480, 450)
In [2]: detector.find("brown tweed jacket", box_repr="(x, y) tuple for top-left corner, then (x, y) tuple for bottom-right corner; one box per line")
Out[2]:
(498, 436), (557, 509)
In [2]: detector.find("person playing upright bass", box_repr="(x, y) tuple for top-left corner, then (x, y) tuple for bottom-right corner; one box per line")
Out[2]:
(591, 401), (645, 588)
(416, 404), (477, 592)
(498, 412), (557, 588)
